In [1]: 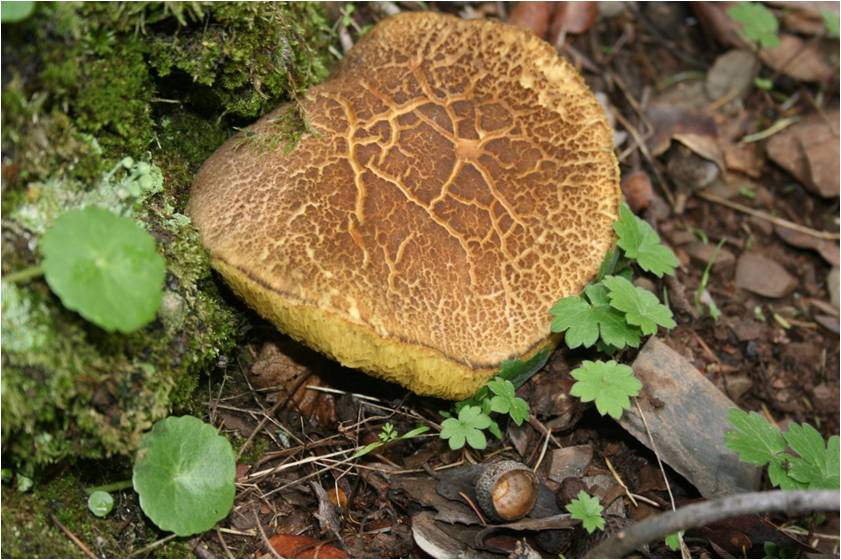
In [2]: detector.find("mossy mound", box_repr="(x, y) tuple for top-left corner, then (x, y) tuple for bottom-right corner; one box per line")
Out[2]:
(1, 2), (337, 471)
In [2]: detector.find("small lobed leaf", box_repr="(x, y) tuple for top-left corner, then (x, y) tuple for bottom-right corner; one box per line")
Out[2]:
(724, 409), (786, 466)
(439, 405), (492, 450)
(767, 456), (806, 490)
(727, 2), (780, 49)
(550, 284), (641, 350)
(602, 275), (675, 335)
(565, 491), (605, 534)
(784, 425), (839, 489)
(569, 360), (642, 420)
(133, 415), (236, 536)
(487, 378), (530, 426)
(41, 207), (166, 333)
(613, 205), (678, 277)
(822, 10), (840, 38)
(665, 532), (683, 552)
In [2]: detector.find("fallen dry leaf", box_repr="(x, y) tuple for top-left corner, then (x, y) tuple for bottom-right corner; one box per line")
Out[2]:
(250, 340), (338, 426)
(621, 171), (654, 212)
(267, 534), (348, 559)
(759, 34), (835, 82)
(723, 141), (763, 177)
(766, 111), (840, 198)
(647, 104), (719, 157)
(692, 2), (747, 49)
(548, 1), (598, 45)
(507, 1), (555, 38)
(705, 49), (760, 102)
(735, 251), (798, 298)
(778, 0), (840, 35)
(775, 225), (840, 266)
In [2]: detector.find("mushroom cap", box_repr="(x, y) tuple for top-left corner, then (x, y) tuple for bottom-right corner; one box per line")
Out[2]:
(188, 12), (620, 399)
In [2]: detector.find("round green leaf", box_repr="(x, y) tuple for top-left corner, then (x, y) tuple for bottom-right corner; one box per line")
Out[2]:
(133, 416), (236, 536)
(1, 1), (35, 23)
(87, 491), (114, 518)
(41, 207), (166, 333)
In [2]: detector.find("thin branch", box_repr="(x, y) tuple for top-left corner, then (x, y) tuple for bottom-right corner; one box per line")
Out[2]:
(697, 191), (840, 241)
(585, 490), (839, 559)
(50, 514), (97, 559)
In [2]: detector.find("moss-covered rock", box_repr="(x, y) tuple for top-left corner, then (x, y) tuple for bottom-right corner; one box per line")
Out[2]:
(1, 1), (337, 471)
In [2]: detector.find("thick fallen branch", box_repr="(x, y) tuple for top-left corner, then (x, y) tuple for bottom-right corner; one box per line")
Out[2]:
(585, 490), (839, 558)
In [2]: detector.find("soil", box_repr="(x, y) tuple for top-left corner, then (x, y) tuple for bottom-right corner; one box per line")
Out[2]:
(2, 2), (839, 559)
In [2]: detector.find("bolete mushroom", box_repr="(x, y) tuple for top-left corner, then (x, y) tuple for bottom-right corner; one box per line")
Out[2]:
(188, 12), (620, 399)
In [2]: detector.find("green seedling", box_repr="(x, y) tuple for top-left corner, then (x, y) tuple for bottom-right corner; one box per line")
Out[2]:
(566, 491), (605, 534)
(728, 2), (780, 49)
(570, 360), (642, 420)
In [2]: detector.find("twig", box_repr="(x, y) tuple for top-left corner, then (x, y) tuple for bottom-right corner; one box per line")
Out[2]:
(697, 191), (840, 241)
(49, 514), (96, 559)
(605, 457), (638, 508)
(585, 490), (840, 558)
(458, 491), (487, 527)
(532, 426), (552, 473)
(633, 399), (688, 558)
(255, 510), (282, 559)
(739, 117), (799, 143)
(131, 534), (178, 558)
(216, 528), (236, 559)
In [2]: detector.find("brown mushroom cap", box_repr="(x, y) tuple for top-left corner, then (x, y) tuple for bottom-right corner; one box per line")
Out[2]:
(188, 12), (620, 399)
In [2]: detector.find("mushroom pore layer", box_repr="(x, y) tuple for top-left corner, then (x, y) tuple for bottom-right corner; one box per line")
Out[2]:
(188, 12), (621, 399)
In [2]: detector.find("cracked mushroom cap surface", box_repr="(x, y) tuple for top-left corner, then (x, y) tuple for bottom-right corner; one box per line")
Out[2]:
(188, 12), (620, 399)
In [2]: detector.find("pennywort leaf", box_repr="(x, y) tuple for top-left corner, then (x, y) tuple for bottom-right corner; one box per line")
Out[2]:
(133, 416), (236, 536)
(41, 207), (166, 333)
(87, 491), (114, 518)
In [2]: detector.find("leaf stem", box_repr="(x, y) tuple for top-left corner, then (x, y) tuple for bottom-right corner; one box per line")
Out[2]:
(2, 264), (45, 284)
(84, 480), (133, 495)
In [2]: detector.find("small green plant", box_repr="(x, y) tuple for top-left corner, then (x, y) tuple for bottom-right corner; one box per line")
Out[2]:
(4, 206), (166, 333)
(613, 205), (678, 277)
(440, 405), (493, 451)
(725, 409), (840, 490)
(378, 422), (398, 442)
(821, 9), (840, 38)
(728, 2), (781, 49)
(87, 491), (115, 518)
(1, 1), (34, 22)
(487, 378), (529, 425)
(41, 207), (166, 332)
(566, 491), (605, 534)
(665, 531), (684, 552)
(439, 352), (549, 450)
(133, 416), (237, 536)
(550, 283), (642, 350)
(601, 275), (675, 335)
(754, 77), (774, 91)
(694, 240), (726, 320)
(353, 424), (429, 458)
(570, 360), (642, 420)
(551, 206), (676, 420)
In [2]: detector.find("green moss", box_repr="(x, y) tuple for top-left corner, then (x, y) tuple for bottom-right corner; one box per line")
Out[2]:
(2, 465), (196, 558)
(148, 2), (333, 118)
(1, 1), (337, 471)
